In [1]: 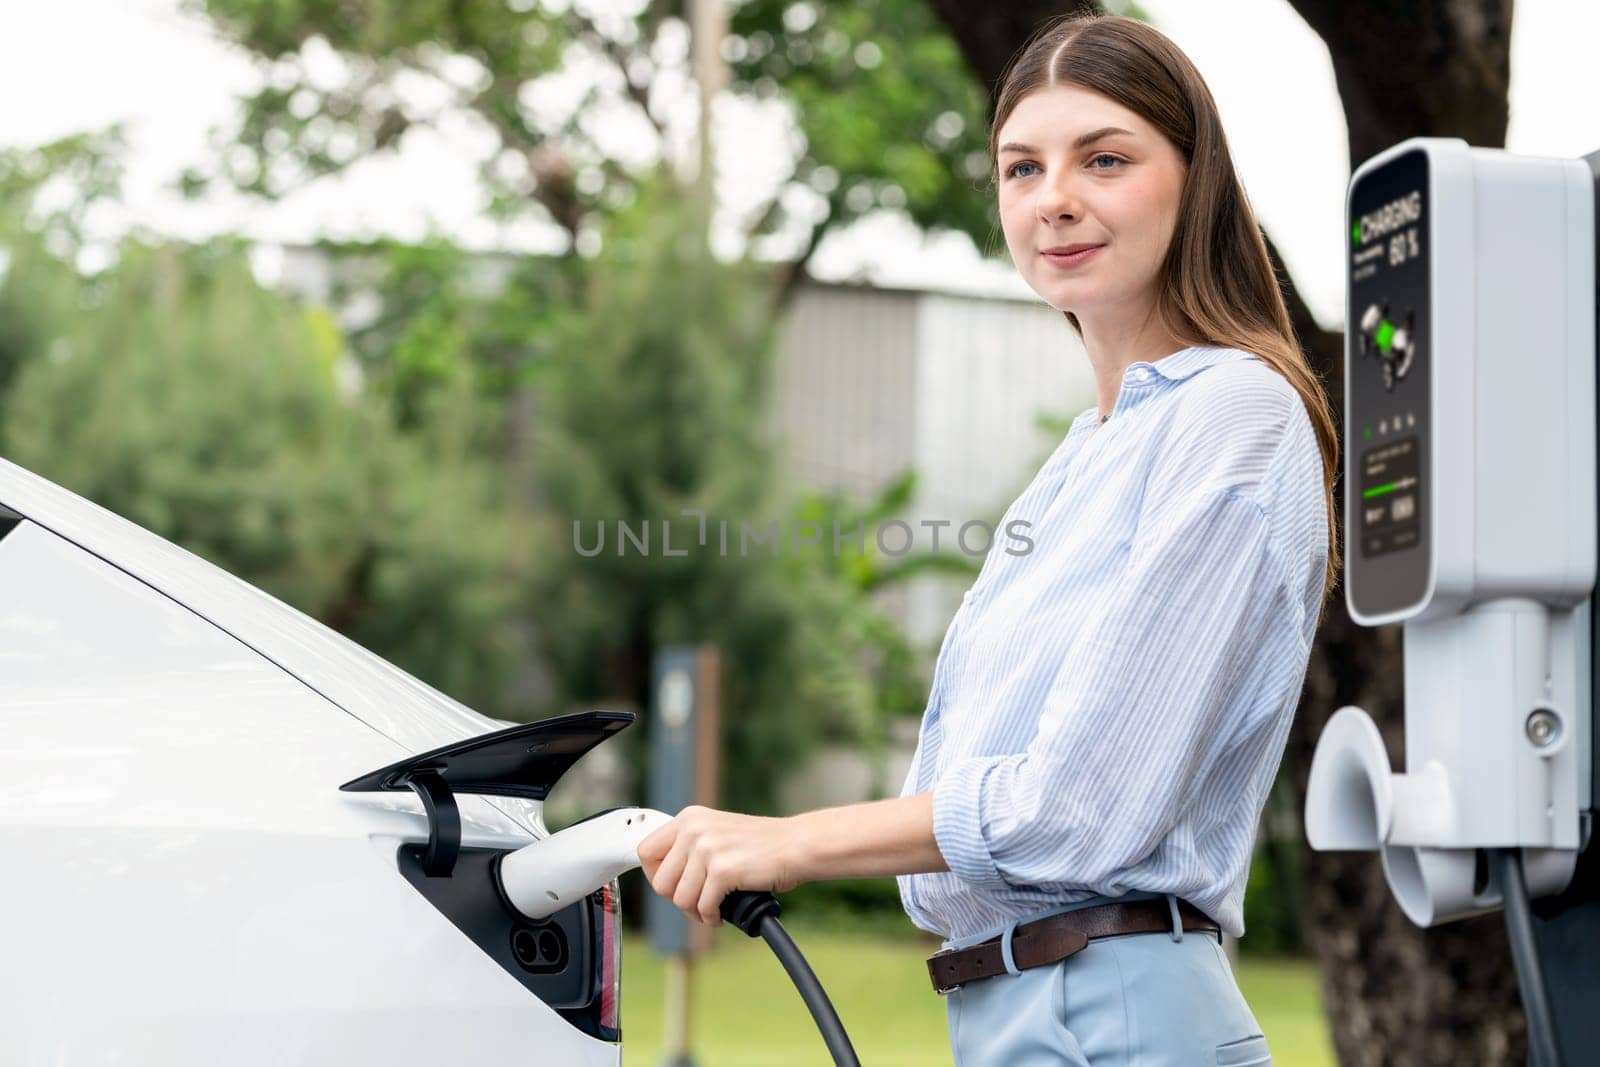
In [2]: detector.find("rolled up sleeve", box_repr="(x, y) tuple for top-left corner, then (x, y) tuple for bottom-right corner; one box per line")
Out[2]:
(930, 486), (1299, 892)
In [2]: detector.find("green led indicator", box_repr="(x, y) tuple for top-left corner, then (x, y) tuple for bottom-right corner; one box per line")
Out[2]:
(1352, 221), (1361, 246)
(1374, 318), (1395, 353)
(1363, 482), (1398, 500)
(1363, 426), (1372, 440)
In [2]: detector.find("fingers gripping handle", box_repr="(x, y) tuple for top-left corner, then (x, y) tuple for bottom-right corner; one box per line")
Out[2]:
(499, 807), (669, 920)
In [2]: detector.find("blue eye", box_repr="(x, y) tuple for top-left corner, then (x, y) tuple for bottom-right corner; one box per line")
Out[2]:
(1003, 154), (1124, 180)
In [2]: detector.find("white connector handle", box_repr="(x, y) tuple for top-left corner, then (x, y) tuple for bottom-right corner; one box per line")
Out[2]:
(499, 807), (670, 920)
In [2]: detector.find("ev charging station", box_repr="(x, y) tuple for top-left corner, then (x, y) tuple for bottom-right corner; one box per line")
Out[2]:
(1306, 137), (1600, 1065)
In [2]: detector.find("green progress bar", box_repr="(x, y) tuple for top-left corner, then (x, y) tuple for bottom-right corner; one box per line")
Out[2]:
(1363, 482), (1398, 499)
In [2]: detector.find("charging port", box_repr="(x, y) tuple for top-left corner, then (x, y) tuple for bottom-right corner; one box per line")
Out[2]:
(511, 923), (568, 973)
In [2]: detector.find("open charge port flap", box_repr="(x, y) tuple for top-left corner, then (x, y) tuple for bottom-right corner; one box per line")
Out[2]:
(397, 844), (612, 1039)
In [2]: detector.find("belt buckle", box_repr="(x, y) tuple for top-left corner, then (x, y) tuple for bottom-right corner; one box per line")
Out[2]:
(925, 915), (1092, 995)
(926, 946), (963, 996)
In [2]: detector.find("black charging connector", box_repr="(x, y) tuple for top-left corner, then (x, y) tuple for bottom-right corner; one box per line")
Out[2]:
(720, 889), (783, 936)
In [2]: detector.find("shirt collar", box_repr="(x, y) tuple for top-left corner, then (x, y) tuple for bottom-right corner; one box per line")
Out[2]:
(1066, 346), (1260, 434)
(1140, 345), (1259, 381)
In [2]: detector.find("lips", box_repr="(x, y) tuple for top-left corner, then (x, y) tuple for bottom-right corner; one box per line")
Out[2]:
(1041, 244), (1105, 268)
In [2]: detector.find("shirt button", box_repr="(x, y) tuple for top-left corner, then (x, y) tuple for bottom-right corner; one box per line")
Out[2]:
(1130, 367), (1151, 382)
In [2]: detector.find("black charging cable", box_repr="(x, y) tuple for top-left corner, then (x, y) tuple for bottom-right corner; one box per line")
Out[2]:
(1496, 849), (1563, 1067)
(721, 889), (862, 1067)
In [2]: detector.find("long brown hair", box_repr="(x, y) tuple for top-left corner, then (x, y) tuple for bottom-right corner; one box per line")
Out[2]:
(989, 12), (1341, 624)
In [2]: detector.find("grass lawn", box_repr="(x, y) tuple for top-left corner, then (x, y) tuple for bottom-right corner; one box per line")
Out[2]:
(619, 920), (1335, 1065)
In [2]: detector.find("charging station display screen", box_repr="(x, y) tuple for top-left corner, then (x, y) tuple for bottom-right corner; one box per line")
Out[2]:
(1358, 435), (1420, 554)
(1347, 147), (1431, 617)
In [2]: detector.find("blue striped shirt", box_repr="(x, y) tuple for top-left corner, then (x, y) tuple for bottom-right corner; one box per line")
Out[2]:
(896, 345), (1327, 941)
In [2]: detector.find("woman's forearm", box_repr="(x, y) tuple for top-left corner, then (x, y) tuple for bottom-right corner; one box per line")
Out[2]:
(789, 792), (950, 884)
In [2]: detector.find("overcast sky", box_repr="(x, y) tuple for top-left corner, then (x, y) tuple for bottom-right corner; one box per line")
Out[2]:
(1, 0), (1596, 331)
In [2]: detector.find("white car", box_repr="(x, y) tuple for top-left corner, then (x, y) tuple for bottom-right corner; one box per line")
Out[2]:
(0, 456), (629, 1066)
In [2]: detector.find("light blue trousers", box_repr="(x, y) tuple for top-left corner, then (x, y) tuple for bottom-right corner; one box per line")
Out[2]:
(939, 891), (1271, 1066)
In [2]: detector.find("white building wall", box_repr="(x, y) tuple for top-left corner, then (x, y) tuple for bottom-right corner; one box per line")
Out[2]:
(771, 283), (919, 500)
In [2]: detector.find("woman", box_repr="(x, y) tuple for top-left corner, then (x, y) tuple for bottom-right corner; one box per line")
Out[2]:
(638, 12), (1338, 1065)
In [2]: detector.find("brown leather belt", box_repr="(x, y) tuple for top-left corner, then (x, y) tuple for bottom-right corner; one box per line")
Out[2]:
(926, 898), (1220, 994)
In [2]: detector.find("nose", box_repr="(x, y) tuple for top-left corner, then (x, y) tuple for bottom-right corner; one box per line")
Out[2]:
(1035, 169), (1080, 223)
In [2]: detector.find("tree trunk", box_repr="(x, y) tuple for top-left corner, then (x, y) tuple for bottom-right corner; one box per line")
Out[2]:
(926, 1), (1527, 1061)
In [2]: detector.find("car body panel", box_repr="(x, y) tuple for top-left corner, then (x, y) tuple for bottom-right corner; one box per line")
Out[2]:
(0, 481), (620, 1065)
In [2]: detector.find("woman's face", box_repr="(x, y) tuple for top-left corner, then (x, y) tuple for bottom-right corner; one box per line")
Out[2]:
(995, 84), (1187, 318)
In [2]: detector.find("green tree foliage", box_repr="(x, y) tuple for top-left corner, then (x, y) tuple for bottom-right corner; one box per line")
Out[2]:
(313, 237), (582, 440)
(0, 130), (127, 410)
(0, 139), (527, 712)
(188, 0), (993, 262)
(724, 0), (995, 253)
